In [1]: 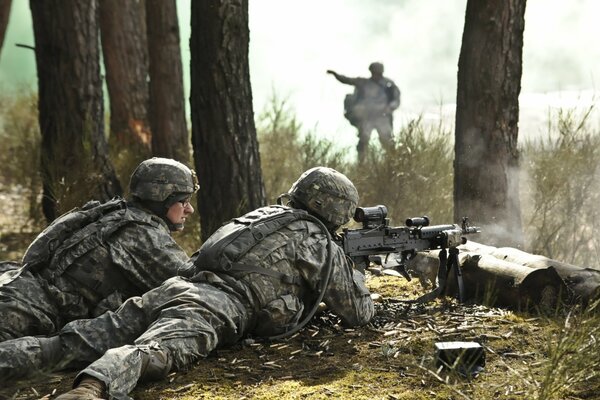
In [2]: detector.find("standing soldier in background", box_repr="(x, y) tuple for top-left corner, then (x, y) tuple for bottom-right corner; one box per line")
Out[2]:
(0, 158), (199, 342)
(327, 62), (401, 162)
(0, 167), (374, 400)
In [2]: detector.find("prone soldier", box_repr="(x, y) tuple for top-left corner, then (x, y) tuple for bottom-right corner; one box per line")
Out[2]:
(0, 157), (199, 341)
(0, 167), (375, 400)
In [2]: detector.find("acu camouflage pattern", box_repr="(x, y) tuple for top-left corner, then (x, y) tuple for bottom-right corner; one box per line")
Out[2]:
(288, 167), (359, 227)
(0, 207), (374, 400)
(129, 157), (199, 202)
(0, 202), (195, 341)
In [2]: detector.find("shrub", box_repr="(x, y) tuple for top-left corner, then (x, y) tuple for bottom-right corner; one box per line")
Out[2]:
(348, 116), (454, 225)
(257, 95), (349, 204)
(521, 106), (600, 268)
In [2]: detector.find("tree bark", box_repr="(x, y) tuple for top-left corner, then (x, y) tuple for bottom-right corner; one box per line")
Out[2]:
(0, 0), (10, 61)
(454, 0), (526, 248)
(190, 0), (266, 240)
(99, 0), (151, 157)
(146, 0), (189, 163)
(30, 0), (121, 221)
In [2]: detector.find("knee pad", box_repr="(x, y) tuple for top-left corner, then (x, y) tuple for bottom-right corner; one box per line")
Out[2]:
(139, 345), (173, 382)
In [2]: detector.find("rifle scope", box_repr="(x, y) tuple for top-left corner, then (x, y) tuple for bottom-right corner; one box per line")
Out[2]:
(405, 216), (430, 227)
(354, 205), (387, 227)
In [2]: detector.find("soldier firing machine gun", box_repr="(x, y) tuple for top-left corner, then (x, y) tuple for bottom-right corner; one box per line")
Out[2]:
(338, 205), (481, 303)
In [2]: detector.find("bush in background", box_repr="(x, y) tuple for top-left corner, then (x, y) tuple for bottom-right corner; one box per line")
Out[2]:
(257, 95), (349, 204)
(347, 116), (454, 225)
(1, 92), (599, 270)
(0, 89), (44, 230)
(521, 106), (600, 268)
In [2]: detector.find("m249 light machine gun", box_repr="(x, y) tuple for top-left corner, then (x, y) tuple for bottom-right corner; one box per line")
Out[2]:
(339, 205), (481, 303)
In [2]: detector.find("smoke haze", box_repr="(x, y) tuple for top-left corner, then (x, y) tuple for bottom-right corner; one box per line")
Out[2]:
(0, 0), (598, 148)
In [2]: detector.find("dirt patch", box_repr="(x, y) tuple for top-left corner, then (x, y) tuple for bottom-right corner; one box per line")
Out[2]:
(2, 275), (581, 400)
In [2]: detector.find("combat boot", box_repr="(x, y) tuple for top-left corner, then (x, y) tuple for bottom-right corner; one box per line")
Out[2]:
(55, 376), (107, 400)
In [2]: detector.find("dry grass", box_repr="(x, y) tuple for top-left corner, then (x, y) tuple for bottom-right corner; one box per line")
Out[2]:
(3, 277), (596, 400)
(1, 93), (600, 399)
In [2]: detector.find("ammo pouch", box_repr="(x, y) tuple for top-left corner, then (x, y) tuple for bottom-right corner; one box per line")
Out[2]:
(253, 293), (304, 337)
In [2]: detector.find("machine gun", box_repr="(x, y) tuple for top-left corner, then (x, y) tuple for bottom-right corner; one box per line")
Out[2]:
(338, 205), (480, 303)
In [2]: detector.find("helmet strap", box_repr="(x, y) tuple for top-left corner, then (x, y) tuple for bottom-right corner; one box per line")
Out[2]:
(132, 198), (182, 232)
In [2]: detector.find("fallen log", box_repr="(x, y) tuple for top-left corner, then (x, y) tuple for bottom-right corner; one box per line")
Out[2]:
(462, 242), (600, 304)
(411, 250), (568, 312)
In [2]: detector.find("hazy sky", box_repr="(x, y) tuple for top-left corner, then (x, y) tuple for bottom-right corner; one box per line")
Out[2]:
(1, 0), (598, 148)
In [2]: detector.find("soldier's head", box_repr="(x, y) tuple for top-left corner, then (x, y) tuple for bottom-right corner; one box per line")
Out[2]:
(129, 157), (199, 231)
(284, 167), (359, 232)
(368, 62), (384, 78)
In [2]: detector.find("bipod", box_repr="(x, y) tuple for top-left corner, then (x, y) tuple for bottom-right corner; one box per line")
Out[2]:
(407, 247), (465, 304)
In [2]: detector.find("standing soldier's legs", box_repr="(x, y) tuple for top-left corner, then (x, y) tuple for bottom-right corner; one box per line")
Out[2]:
(357, 120), (374, 163)
(66, 278), (250, 399)
(0, 270), (60, 341)
(374, 115), (394, 151)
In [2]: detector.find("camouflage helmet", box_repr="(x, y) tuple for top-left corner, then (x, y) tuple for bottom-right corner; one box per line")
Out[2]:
(288, 167), (359, 227)
(129, 157), (199, 202)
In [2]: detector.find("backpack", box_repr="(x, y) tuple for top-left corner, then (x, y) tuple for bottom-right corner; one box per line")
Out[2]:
(22, 197), (127, 273)
(192, 205), (335, 340)
(192, 205), (313, 281)
(344, 91), (361, 127)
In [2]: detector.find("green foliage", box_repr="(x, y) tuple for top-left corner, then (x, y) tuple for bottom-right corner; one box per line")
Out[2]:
(521, 106), (600, 267)
(257, 97), (453, 225)
(257, 95), (349, 204)
(347, 116), (453, 225)
(0, 89), (44, 228)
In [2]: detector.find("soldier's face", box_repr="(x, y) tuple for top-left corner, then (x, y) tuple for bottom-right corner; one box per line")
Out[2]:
(166, 198), (194, 230)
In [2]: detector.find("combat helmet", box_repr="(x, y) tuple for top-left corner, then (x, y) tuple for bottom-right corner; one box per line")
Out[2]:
(129, 158), (199, 230)
(129, 157), (198, 204)
(287, 167), (359, 229)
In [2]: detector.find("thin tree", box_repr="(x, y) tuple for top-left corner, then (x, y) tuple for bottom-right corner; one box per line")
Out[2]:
(190, 0), (266, 240)
(0, 0), (11, 61)
(30, 0), (121, 221)
(146, 0), (189, 163)
(99, 0), (151, 170)
(454, 0), (526, 247)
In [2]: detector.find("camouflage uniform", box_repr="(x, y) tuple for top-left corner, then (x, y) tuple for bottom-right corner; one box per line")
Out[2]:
(0, 202), (196, 341)
(0, 212), (373, 400)
(330, 65), (401, 161)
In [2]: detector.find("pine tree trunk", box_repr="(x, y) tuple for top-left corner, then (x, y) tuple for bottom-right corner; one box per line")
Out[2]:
(99, 0), (151, 159)
(190, 0), (266, 240)
(146, 0), (189, 163)
(454, 0), (526, 247)
(30, 0), (121, 221)
(0, 0), (11, 61)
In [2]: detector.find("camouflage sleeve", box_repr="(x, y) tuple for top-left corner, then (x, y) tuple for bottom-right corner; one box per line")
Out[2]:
(331, 72), (361, 86)
(296, 224), (374, 327)
(107, 224), (196, 291)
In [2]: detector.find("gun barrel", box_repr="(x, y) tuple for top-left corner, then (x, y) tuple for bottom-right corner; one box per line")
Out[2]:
(462, 226), (481, 234)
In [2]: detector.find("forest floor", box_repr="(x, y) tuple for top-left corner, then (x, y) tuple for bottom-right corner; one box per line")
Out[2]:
(2, 274), (595, 400)
(1, 183), (597, 400)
